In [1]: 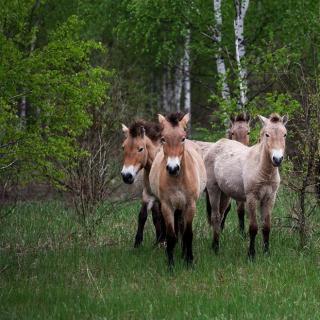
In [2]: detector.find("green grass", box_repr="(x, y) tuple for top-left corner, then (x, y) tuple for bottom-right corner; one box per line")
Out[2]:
(1, 197), (320, 319)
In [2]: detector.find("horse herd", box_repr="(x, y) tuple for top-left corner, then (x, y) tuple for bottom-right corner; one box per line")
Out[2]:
(121, 112), (288, 267)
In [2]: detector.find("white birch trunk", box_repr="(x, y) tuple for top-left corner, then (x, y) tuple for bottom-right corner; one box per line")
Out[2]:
(213, 0), (230, 100)
(234, 0), (249, 108)
(174, 57), (184, 111)
(162, 70), (170, 112)
(183, 30), (191, 116)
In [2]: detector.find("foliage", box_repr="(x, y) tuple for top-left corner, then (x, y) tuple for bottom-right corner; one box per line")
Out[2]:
(0, 7), (110, 186)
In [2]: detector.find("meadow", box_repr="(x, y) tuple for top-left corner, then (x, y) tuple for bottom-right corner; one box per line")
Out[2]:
(1, 194), (320, 320)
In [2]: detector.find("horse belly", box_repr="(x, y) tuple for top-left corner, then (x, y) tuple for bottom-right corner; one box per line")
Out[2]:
(215, 161), (246, 202)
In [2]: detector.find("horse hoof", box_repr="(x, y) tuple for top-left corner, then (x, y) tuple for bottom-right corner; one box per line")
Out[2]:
(134, 239), (142, 248)
(212, 241), (219, 254)
(153, 241), (166, 248)
(247, 250), (256, 261)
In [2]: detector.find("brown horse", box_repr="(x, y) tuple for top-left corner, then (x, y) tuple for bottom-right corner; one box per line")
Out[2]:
(149, 113), (207, 266)
(205, 113), (288, 258)
(121, 120), (165, 247)
(220, 113), (251, 233)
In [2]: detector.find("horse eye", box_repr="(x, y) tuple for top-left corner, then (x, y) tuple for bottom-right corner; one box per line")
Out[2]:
(160, 137), (166, 144)
(138, 147), (144, 152)
(247, 132), (250, 135)
(265, 133), (270, 137)
(284, 133), (287, 138)
(181, 137), (186, 143)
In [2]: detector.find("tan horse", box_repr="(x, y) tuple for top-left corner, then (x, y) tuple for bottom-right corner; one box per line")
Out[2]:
(205, 113), (288, 258)
(220, 113), (251, 232)
(150, 113), (207, 266)
(121, 120), (165, 247)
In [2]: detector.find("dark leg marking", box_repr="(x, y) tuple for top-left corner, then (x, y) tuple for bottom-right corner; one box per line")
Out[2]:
(237, 202), (245, 235)
(205, 189), (212, 225)
(151, 201), (165, 244)
(134, 202), (148, 248)
(248, 224), (258, 260)
(182, 223), (193, 265)
(221, 203), (231, 231)
(166, 229), (177, 267)
(262, 225), (270, 254)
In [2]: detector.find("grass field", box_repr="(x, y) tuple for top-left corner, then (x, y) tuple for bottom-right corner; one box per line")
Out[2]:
(1, 195), (320, 319)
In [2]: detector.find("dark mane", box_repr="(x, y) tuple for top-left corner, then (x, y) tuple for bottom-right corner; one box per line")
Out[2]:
(129, 120), (161, 141)
(166, 112), (185, 127)
(269, 113), (281, 123)
(231, 112), (250, 123)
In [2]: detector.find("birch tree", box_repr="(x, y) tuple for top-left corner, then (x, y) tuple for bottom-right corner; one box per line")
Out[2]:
(234, 0), (250, 108)
(183, 29), (191, 116)
(213, 0), (230, 101)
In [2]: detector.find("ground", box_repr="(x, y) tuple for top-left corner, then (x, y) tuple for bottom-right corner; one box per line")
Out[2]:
(1, 195), (320, 319)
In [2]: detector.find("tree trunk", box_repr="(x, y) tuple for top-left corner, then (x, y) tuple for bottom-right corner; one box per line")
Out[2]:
(183, 30), (191, 132)
(174, 57), (184, 111)
(234, 0), (249, 108)
(213, 0), (230, 100)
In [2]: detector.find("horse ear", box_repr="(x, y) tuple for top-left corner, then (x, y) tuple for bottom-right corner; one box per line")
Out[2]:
(258, 115), (268, 126)
(179, 113), (190, 129)
(158, 114), (166, 124)
(122, 124), (129, 137)
(282, 115), (289, 126)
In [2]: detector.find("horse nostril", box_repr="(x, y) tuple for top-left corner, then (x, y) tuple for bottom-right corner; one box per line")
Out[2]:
(272, 156), (283, 166)
(167, 165), (180, 175)
(121, 172), (134, 184)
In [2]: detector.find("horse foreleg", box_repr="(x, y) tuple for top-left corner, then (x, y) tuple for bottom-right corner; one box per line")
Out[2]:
(134, 202), (148, 248)
(261, 195), (275, 255)
(151, 201), (165, 244)
(237, 201), (245, 235)
(162, 203), (176, 267)
(182, 203), (196, 265)
(246, 196), (258, 259)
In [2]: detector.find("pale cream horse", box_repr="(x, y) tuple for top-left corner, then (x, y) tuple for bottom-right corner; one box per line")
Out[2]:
(205, 113), (288, 258)
(150, 113), (207, 266)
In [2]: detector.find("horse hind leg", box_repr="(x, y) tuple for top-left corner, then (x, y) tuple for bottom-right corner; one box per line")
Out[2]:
(246, 196), (258, 260)
(220, 197), (231, 231)
(207, 184), (222, 253)
(237, 201), (245, 235)
(205, 189), (212, 225)
(134, 202), (148, 248)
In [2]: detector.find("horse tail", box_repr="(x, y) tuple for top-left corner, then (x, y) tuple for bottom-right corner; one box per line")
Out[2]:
(205, 189), (212, 225)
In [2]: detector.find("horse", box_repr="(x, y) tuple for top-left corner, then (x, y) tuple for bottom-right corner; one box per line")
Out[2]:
(220, 113), (251, 233)
(121, 120), (166, 247)
(149, 113), (207, 266)
(205, 113), (288, 258)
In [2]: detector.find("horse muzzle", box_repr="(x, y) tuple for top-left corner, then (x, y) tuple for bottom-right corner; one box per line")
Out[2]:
(166, 164), (180, 176)
(121, 172), (135, 184)
(272, 156), (283, 167)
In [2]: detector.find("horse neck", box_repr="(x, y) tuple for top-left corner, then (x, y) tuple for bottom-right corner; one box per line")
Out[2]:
(257, 142), (278, 179)
(144, 136), (159, 172)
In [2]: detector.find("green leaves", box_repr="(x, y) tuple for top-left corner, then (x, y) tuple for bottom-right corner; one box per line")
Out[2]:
(0, 11), (110, 185)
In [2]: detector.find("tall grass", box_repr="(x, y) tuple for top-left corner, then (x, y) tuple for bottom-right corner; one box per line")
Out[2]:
(1, 196), (320, 319)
